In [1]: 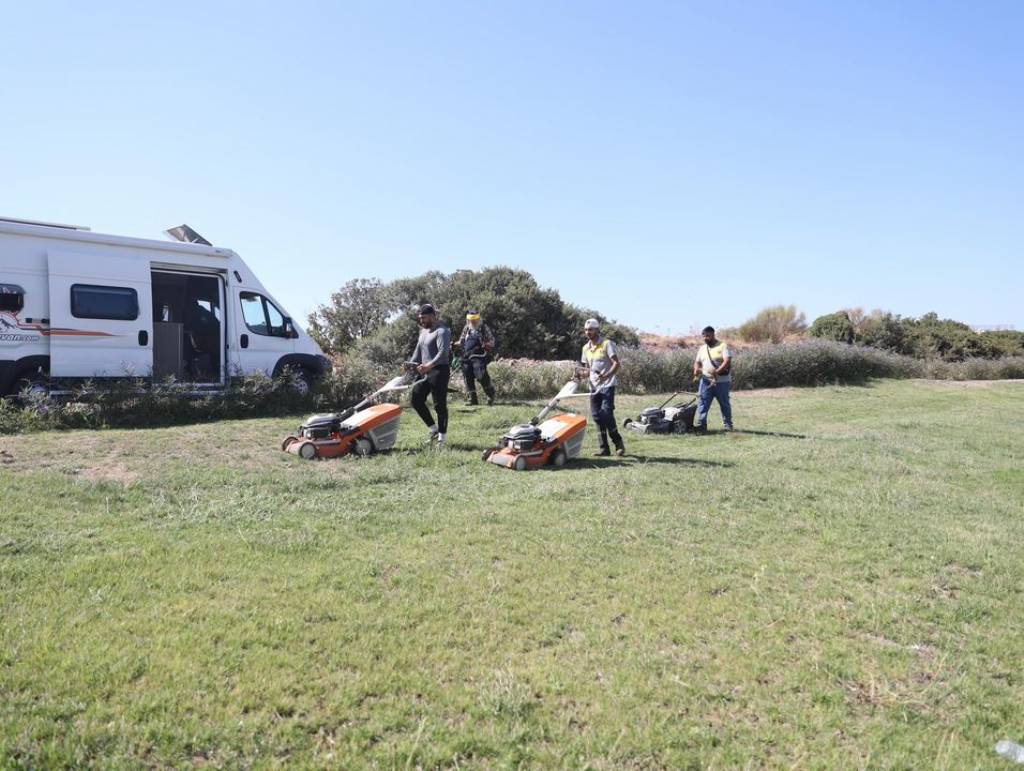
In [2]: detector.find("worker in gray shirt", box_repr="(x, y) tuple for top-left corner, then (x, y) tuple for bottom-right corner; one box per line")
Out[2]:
(409, 303), (452, 446)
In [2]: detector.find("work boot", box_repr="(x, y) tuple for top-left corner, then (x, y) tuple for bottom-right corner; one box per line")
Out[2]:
(593, 447), (611, 457)
(612, 433), (626, 457)
(467, 391), (479, 406)
(484, 386), (496, 406)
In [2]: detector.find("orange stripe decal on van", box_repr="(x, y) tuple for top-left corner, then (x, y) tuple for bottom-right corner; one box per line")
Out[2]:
(43, 328), (117, 337)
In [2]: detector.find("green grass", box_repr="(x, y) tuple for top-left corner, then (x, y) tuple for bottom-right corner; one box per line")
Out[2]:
(2, 380), (1023, 768)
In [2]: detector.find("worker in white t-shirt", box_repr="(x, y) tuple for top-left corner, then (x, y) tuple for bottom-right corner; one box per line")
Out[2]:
(693, 325), (733, 432)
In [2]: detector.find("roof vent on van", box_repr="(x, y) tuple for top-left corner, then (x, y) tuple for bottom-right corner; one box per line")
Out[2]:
(164, 224), (212, 246)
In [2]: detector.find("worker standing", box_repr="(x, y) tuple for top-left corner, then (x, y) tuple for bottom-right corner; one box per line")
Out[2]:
(409, 303), (452, 447)
(580, 318), (626, 457)
(454, 309), (497, 405)
(693, 325), (733, 432)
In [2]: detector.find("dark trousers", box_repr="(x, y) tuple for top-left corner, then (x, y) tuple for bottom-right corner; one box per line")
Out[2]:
(461, 356), (494, 397)
(411, 366), (450, 433)
(590, 387), (623, 449)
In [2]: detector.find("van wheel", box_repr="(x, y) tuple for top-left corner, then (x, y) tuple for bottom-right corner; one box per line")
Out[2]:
(285, 367), (315, 396)
(14, 370), (49, 403)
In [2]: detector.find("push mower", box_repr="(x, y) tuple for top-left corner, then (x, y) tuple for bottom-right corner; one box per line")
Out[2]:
(623, 392), (698, 434)
(482, 379), (589, 470)
(281, 367), (419, 460)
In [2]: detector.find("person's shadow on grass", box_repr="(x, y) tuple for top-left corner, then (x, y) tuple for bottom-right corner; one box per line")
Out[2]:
(553, 455), (734, 470)
(705, 428), (808, 439)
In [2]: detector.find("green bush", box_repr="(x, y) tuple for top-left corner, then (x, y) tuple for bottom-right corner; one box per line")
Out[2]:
(0, 372), (331, 435)
(481, 340), (931, 400)
(617, 346), (695, 395)
(487, 360), (579, 400)
(856, 310), (906, 352)
(922, 356), (1024, 381)
(5, 343), (1021, 436)
(980, 330), (1024, 357)
(306, 278), (392, 355)
(731, 305), (807, 343)
(897, 312), (990, 361)
(809, 312), (855, 344)
(730, 341), (920, 387)
(801, 309), (1008, 363)
(309, 267), (638, 360)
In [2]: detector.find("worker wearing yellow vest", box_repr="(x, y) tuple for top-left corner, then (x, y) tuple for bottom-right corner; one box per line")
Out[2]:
(693, 325), (734, 432)
(580, 318), (626, 456)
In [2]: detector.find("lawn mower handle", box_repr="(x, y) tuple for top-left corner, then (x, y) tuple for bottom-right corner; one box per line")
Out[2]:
(658, 391), (681, 409)
(531, 389), (592, 424)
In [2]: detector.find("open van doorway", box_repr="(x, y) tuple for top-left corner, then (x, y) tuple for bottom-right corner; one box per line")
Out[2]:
(151, 271), (224, 384)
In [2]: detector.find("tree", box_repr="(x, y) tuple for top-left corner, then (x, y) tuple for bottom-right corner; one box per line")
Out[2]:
(735, 305), (807, 343)
(899, 312), (992, 361)
(809, 311), (855, 344)
(318, 267), (639, 364)
(307, 278), (393, 355)
(855, 310), (905, 352)
(843, 307), (869, 333)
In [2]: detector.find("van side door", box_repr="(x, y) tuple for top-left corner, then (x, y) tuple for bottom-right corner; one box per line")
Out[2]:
(47, 251), (153, 379)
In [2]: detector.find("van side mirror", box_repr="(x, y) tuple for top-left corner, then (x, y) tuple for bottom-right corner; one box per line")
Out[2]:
(284, 318), (297, 338)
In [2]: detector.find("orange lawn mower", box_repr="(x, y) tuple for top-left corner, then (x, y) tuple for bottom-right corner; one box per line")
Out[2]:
(482, 378), (590, 470)
(281, 367), (422, 460)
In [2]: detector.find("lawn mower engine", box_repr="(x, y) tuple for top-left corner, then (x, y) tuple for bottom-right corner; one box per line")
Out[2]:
(282, 403), (402, 460)
(483, 413), (587, 471)
(624, 399), (698, 434)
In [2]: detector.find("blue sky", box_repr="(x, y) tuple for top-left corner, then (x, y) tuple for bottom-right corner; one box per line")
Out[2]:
(2, 1), (1021, 334)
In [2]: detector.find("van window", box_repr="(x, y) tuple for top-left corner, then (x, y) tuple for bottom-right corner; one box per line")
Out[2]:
(265, 299), (286, 336)
(71, 284), (139, 321)
(240, 292), (269, 335)
(0, 284), (24, 313)
(239, 291), (290, 337)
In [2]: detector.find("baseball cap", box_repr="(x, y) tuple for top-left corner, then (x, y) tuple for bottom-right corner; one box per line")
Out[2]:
(419, 303), (436, 315)
(584, 318), (600, 330)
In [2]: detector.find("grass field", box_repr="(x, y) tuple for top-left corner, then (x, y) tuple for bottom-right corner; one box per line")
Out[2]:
(2, 380), (1023, 768)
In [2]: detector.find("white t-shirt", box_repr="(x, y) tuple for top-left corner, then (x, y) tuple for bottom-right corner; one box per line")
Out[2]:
(695, 341), (732, 382)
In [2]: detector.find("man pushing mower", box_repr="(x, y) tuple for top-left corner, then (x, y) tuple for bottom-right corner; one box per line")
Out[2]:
(693, 325), (734, 432)
(409, 303), (452, 447)
(580, 318), (626, 457)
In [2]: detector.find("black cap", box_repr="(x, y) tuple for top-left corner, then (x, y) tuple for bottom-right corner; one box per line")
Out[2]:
(702, 325), (715, 334)
(419, 303), (436, 315)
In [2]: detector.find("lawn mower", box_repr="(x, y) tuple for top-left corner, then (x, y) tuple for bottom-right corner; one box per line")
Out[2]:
(482, 379), (589, 470)
(281, 368), (419, 460)
(623, 392), (698, 434)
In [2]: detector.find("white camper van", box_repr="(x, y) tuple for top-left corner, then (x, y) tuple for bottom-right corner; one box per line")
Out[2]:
(0, 217), (329, 397)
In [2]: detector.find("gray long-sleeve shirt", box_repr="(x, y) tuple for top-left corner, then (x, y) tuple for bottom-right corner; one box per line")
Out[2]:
(411, 324), (452, 367)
